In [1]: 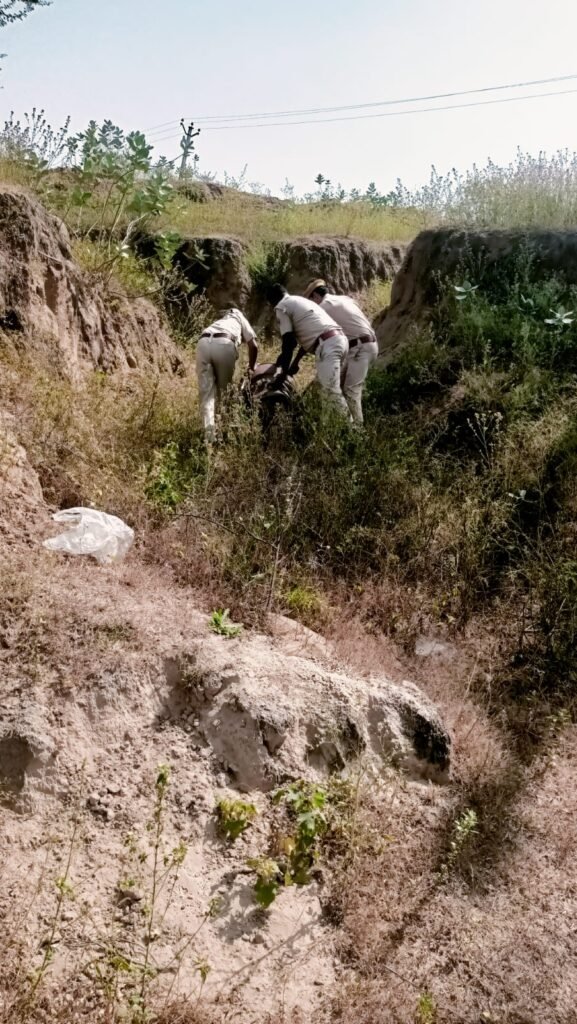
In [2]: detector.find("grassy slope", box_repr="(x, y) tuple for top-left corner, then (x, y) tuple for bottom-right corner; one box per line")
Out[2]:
(0, 157), (423, 245)
(160, 190), (425, 243)
(2, 164), (577, 1021)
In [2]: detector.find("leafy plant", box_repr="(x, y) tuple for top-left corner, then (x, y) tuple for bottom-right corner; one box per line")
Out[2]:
(454, 280), (479, 302)
(145, 441), (185, 510)
(216, 797), (257, 841)
(246, 779), (353, 907)
(284, 583), (324, 623)
(209, 608), (243, 638)
(544, 306), (575, 328)
(247, 241), (290, 295)
(65, 120), (175, 265)
(247, 857), (281, 908)
(274, 781), (328, 885)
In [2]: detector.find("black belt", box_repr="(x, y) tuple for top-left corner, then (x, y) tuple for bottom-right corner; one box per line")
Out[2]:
(201, 331), (235, 341)
(349, 334), (376, 349)
(309, 327), (346, 354)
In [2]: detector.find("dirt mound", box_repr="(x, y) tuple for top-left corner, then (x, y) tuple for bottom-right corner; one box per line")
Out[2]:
(0, 410), (46, 547)
(138, 231), (405, 325)
(177, 235), (252, 309)
(375, 227), (577, 363)
(176, 180), (286, 209)
(0, 188), (181, 376)
(282, 234), (404, 297)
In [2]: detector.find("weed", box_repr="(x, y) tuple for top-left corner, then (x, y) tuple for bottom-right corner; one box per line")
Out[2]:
(216, 798), (257, 841)
(442, 808), (478, 875)
(208, 608), (243, 638)
(23, 794), (82, 1015)
(246, 779), (353, 906)
(394, 148), (577, 229)
(0, 108), (70, 170)
(283, 584), (325, 624)
(359, 278), (392, 320)
(415, 992), (437, 1024)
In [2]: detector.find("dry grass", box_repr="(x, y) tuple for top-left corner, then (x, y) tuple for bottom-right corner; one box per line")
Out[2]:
(151, 193), (423, 244)
(0, 353), (198, 516)
(323, 618), (577, 1024)
(330, 743), (577, 1024)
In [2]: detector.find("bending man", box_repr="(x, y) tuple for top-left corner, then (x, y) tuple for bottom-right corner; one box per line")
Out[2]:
(196, 307), (258, 440)
(266, 283), (350, 418)
(303, 279), (378, 423)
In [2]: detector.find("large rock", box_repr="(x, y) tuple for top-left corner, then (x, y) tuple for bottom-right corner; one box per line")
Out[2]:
(167, 633), (451, 790)
(0, 188), (181, 376)
(376, 228), (577, 364)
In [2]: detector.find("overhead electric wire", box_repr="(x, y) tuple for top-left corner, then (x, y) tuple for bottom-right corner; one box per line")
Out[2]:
(146, 85), (577, 145)
(145, 72), (577, 136)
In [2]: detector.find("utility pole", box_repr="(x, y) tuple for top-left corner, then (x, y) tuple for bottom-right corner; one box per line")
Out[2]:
(178, 119), (201, 180)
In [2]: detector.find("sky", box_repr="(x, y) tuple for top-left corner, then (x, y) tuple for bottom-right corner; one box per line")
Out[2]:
(2, 0), (577, 195)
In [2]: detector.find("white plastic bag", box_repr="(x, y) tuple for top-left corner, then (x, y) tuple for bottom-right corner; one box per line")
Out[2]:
(43, 507), (134, 565)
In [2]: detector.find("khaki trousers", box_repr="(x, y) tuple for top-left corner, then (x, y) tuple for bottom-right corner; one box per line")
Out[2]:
(315, 333), (350, 418)
(342, 339), (378, 423)
(196, 335), (238, 438)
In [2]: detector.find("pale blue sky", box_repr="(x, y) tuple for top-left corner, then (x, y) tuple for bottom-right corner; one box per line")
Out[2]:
(2, 0), (577, 194)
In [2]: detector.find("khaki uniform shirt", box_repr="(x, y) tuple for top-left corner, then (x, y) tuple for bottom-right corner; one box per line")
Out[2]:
(319, 294), (375, 341)
(205, 308), (256, 348)
(275, 295), (341, 352)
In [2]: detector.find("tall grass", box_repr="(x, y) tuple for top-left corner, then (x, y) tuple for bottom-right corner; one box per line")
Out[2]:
(395, 148), (577, 229)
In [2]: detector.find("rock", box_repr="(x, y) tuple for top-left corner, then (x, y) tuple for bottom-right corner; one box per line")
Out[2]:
(87, 793), (113, 820)
(182, 634), (450, 792)
(115, 885), (143, 907)
(375, 228), (577, 365)
(0, 188), (181, 377)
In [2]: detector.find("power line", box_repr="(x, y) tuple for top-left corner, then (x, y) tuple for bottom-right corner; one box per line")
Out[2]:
(145, 72), (577, 135)
(148, 86), (577, 144)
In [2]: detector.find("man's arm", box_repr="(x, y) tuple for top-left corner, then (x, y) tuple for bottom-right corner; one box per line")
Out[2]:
(247, 336), (258, 371)
(274, 306), (297, 374)
(276, 332), (297, 374)
(237, 311), (259, 372)
(287, 346), (306, 376)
